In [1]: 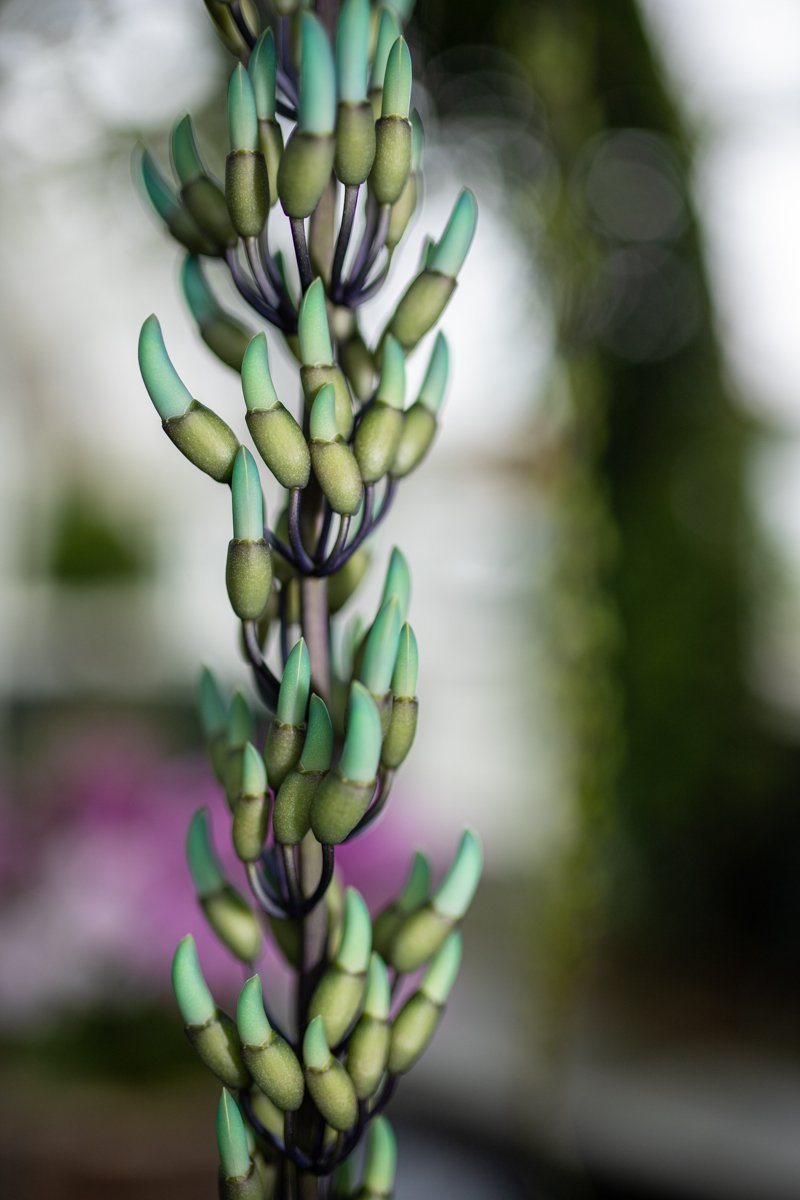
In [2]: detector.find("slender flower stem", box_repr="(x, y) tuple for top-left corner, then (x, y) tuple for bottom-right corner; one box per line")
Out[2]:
(331, 184), (359, 300)
(245, 236), (282, 308)
(313, 502), (334, 565)
(290, 217), (314, 292)
(242, 621), (280, 710)
(225, 247), (290, 331)
(230, 1), (256, 51)
(348, 204), (391, 295)
(288, 488), (317, 574)
(346, 196), (378, 288)
(347, 769), (395, 839)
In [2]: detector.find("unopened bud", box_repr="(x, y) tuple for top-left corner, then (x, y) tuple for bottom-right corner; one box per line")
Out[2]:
(171, 115), (236, 247)
(273, 694), (333, 844)
(346, 953), (391, 1099)
(266, 639), (310, 788)
(242, 334), (310, 489)
(303, 1016), (358, 1131)
(311, 683), (381, 844)
(388, 933), (462, 1073)
(182, 257), (252, 371)
(237, 975), (305, 1111)
(187, 808), (261, 963)
(354, 335), (405, 483)
(310, 385), (363, 515)
(388, 830), (481, 972)
(232, 743), (269, 862)
(372, 849), (430, 956)
(172, 935), (249, 1087)
(308, 888), (371, 1044)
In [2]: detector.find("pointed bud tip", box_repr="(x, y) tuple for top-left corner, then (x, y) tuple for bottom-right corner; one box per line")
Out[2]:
(303, 1014), (331, 1070)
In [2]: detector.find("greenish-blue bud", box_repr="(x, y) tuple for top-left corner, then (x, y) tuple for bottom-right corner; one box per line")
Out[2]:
(376, 335), (405, 409)
(138, 315), (193, 420)
(228, 691), (254, 748)
(299, 695), (334, 772)
(421, 931), (462, 1004)
(299, 13), (337, 135)
(249, 29), (277, 121)
(362, 1117), (397, 1196)
(277, 639), (311, 726)
(427, 188), (478, 278)
(181, 255), (218, 326)
(399, 851), (431, 910)
(339, 682), (382, 782)
(299, 278), (334, 366)
(303, 1014), (331, 1071)
(380, 548), (411, 623)
(171, 114), (205, 185)
(336, 0), (371, 103)
(186, 808), (225, 897)
(381, 38), (412, 119)
(335, 888), (372, 974)
(231, 447), (265, 542)
(418, 332), (449, 413)
(360, 598), (402, 697)
(217, 1089), (252, 1181)
(309, 383), (340, 443)
(172, 934), (216, 1027)
(139, 146), (178, 221)
(370, 8), (401, 92)
(241, 741), (267, 797)
(198, 666), (227, 739)
(236, 974), (272, 1047)
(434, 829), (482, 919)
(363, 953), (391, 1019)
(228, 64), (259, 152)
(242, 333), (280, 411)
(392, 623), (418, 696)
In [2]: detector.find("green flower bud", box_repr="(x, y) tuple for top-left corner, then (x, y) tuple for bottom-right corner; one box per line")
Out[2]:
(242, 335), (310, 489)
(346, 954), (391, 1099)
(328, 547), (370, 614)
(217, 1089), (252, 1181)
(226, 150), (269, 239)
(310, 386), (363, 515)
(172, 115), (236, 247)
(310, 684), (381, 844)
(172, 935), (249, 1087)
(388, 933), (462, 1074)
(308, 888), (371, 1044)
(337, 0), (371, 102)
(380, 548), (411, 622)
(385, 268), (455, 353)
(228, 65), (259, 152)
(138, 315), (193, 420)
(360, 1117), (397, 1197)
(335, 101), (377, 186)
(137, 146), (218, 255)
(360, 598), (402, 701)
(376, 334), (406, 408)
(302, 364), (354, 440)
(181, 256), (253, 371)
(388, 831), (481, 972)
(249, 30), (277, 121)
(381, 624), (419, 768)
(277, 129), (336, 218)
(303, 1017), (358, 1132)
(228, 690), (255, 748)
(227, 450), (272, 621)
(381, 38), (412, 119)
(172, 114), (205, 185)
(198, 666), (228, 784)
(187, 809), (262, 963)
(354, 336), (405, 482)
(299, 13), (337, 135)
(391, 403), (436, 479)
(370, 115), (411, 205)
(339, 326), (376, 402)
(370, 8), (401, 98)
(372, 850), (430, 956)
(258, 117), (284, 207)
(386, 170), (417, 251)
(187, 808), (226, 897)
(232, 743), (269, 862)
(273, 695), (333, 845)
(231, 447), (265, 542)
(299, 278), (334, 365)
(237, 976), (305, 1111)
(267, 639), (310, 789)
(427, 187), (478, 278)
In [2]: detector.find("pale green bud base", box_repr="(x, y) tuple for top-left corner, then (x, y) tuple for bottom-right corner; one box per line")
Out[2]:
(388, 271), (456, 352)
(328, 549), (370, 614)
(232, 792), (269, 862)
(201, 316), (251, 372)
(339, 330), (376, 402)
(310, 772), (374, 844)
(257, 119), (284, 207)
(388, 904), (454, 973)
(307, 965), (366, 1046)
(278, 131), (336, 218)
(273, 768), (325, 845)
(265, 721), (305, 791)
(163, 402), (240, 483)
(354, 403), (402, 483)
(388, 993), (442, 1074)
(335, 102), (377, 186)
(346, 1016), (390, 1099)
(305, 1061), (358, 1132)
(381, 697), (418, 768)
(301, 364), (354, 439)
(391, 404), (437, 478)
(218, 1162), (263, 1200)
(370, 117), (411, 206)
(167, 209), (220, 256)
(372, 691), (393, 738)
(243, 1039), (305, 1111)
(186, 1012), (250, 1088)
(181, 176), (237, 247)
(247, 407), (311, 489)
(310, 440), (364, 516)
(202, 887), (261, 963)
(226, 151), (269, 237)
(386, 173), (418, 251)
(226, 540), (273, 621)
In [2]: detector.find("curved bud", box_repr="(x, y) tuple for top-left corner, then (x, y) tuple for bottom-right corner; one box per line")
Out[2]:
(336, 888), (372, 975)
(427, 188), (478, 279)
(392, 623), (418, 697)
(360, 598), (402, 699)
(228, 691), (254, 748)
(385, 269), (455, 354)
(340, 682), (383, 783)
(228, 64), (259, 152)
(267, 639), (310, 789)
(273, 695), (333, 845)
(187, 809), (261, 963)
(308, 888), (371, 1043)
(418, 331), (449, 413)
(310, 684), (382, 844)
(242, 332), (280, 411)
(303, 1016), (359, 1131)
(381, 38), (412, 119)
(237, 976), (305, 1111)
(299, 278), (334, 366)
(388, 831), (481, 972)
(299, 13), (337, 135)
(370, 114), (411, 206)
(381, 623), (419, 769)
(138, 315), (193, 420)
(243, 335), (310, 491)
(299, 695), (334, 773)
(372, 849), (430, 955)
(249, 30), (277, 121)
(172, 115), (237, 248)
(217, 1090), (253, 1182)
(198, 665), (228, 751)
(172, 935), (249, 1088)
(381, 552), (411, 624)
(137, 146), (219, 256)
(172, 933), (216, 1028)
(388, 933), (462, 1075)
(182, 257), (252, 371)
(336, 0), (371, 103)
(172, 114), (205, 185)
(376, 335), (406, 409)
(370, 8), (401, 96)
(309, 383), (340, 443)
(232, 742), (269, 862)
(231, 448), (265, 542)
(362, 1117), (397, 1197)
(328, 548), (371, 614)
(420, 929), (463, 1005)
(227, 453), (273, 620)
(310, 386), (363, 515)
(242, 742), (267, 797)
(433, 828), (483, 919)
(186, 808), (226, 897)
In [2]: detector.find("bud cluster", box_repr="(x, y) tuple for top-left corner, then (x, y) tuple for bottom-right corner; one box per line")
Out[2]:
(136, 2), (481, 1196)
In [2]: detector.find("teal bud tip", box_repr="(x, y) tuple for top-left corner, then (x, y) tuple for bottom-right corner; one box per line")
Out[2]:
(249, 29), (277, 122)
(381, 37), (412, 119)
(300, 695), (334, 773)
(172, 934), (216, 1027)
(242, 742), (267, 796)
(434, 829), (483, 920)
(242, 333), (280, 412)
(237, 974), (273, 1046)
(138, 146), (177, 221)
(228, 690), (254, 747)
(339, 682), (382, 783)
(392, 623), (418, 697)
(231, 447), (265, 542)
(186, 808), (225, 898)
(228, 64), (259, 152)
(428, 188), (478, 278)
(363, 953), (391, 1018)
(303, 1015), (331, 1070)
(299, 278), (333, 366)
(181, 255), (219, 327)
(336, 0), (371, 103)
(171, 114), (204, 185)
(336, 888), (372, 974)
(421, 931), (463, 1005)
(410, 109), (424, 172)
(217, 1089), (252, 1181)
(309, 383), (339, 443)
(361, 598), (402, 696)
(377, 335), (406, 410)
(381, 547), (411, 622)
(198, 666), (227, 739)
(363, 1117), (397, 1194)
(418, 332), (449, 414)
(277, 638), (311, 726)
(370, 8), (401, 91)
(399, 849), (430, 909)
(138, 315), (193, 421)
(299, 13), (337, 135)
